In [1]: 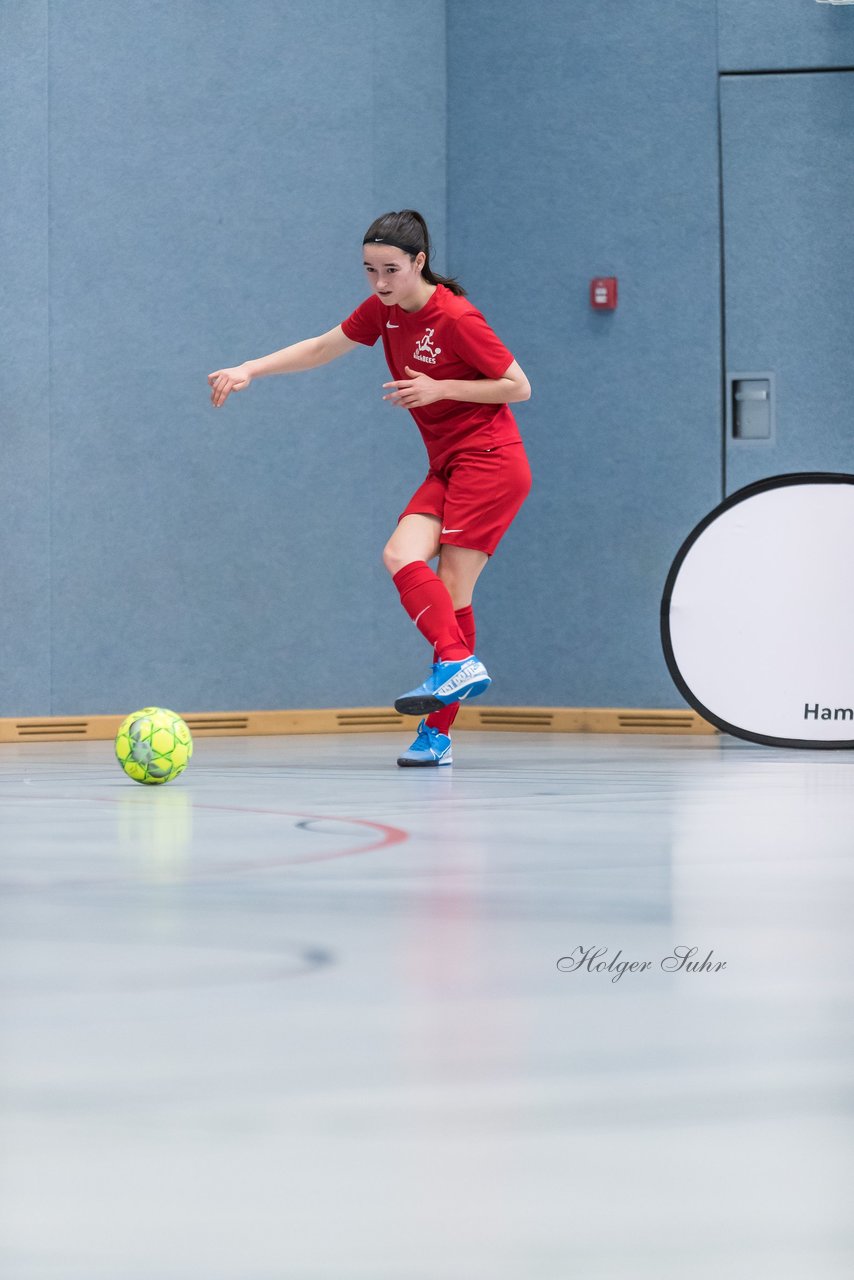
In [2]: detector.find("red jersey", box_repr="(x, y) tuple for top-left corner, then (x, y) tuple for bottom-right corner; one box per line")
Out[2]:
(341, 283), (524, 472)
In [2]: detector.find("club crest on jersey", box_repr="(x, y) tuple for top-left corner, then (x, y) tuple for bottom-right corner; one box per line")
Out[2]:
(413, 328), (442, 365)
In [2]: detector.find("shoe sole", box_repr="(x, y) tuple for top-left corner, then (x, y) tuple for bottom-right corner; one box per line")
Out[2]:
(394, 679), (491, 717)
(396, 755), (453, 767)
(394, 694), (445, 715)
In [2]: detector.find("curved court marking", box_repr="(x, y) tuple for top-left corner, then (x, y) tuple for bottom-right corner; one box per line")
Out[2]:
(176, 798), (409, 872)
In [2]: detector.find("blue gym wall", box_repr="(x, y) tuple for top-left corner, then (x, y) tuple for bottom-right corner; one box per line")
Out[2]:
(1, 0), (850, 717)
(447, 0), (723, 708)
(1, 0), (447, 716)
(1, 1), (51, 717)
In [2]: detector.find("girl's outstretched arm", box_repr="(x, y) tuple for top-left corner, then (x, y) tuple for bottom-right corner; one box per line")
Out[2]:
(208, 325), (359, 408)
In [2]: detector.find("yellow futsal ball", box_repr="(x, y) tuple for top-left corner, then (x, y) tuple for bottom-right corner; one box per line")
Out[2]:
(115, 707), (193, 785)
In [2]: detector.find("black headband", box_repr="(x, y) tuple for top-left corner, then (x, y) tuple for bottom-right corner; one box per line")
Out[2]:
(364, 235), (423, 258)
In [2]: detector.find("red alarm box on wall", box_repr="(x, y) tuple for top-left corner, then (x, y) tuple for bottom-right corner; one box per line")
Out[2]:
(590, 277), (618, 310)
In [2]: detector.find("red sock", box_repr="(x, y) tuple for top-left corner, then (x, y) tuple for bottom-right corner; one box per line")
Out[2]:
(392, 562), (471, 662)
(426, 604), (476, 735)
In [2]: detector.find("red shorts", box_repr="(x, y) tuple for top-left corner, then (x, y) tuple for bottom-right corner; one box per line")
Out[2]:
(398, 442), (532, 556)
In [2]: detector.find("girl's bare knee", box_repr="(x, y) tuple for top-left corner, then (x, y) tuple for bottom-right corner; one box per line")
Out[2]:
(382, 541), (406, 575)
(383, 516), (441, 576)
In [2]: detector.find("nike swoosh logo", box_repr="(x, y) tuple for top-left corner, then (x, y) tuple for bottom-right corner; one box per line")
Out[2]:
(441, 528), (464, 534)
(413, 606), (431, 626)
(386, 322), (399, 328)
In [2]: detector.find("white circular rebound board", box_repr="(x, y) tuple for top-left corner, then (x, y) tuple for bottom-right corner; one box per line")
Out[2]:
(661, 474), (854, 749)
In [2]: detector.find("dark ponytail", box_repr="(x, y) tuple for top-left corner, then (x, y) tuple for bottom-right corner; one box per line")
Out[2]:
(362, 209), (466, 297)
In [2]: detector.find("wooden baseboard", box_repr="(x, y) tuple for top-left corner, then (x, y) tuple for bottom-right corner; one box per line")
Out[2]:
(0, 706), (716, 744)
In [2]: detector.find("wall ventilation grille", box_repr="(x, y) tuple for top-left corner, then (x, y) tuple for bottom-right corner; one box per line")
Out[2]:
(474, 710), (556, 729)
(15, 721), (90, 738)
(336, 712), (405, 729)
(617, 712), (700, 732)
(184, 716), (250, 734)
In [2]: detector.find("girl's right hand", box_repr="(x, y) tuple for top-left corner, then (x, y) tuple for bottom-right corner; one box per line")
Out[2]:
(208, 364), (253, 408)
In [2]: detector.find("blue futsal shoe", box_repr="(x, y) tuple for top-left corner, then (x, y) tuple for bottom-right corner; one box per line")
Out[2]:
(394, 656), (491, 717)
(396, 719), (453, 767)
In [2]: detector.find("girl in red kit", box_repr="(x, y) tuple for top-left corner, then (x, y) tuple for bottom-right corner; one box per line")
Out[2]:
(208, 209), (531, 766)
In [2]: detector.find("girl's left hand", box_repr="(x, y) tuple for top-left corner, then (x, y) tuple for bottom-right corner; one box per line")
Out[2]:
(383, 366), (442, 409)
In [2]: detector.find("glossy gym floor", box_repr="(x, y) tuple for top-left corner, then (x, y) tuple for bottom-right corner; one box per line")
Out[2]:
(1, 730), (852, 1279)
